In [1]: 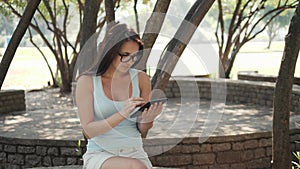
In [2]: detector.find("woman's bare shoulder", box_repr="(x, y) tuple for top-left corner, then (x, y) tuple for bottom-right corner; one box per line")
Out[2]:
(77, 75), (93, 83)
(137, 70), (151, 92)
(137, 70), (150, 82)
(76, 75), (94, 90)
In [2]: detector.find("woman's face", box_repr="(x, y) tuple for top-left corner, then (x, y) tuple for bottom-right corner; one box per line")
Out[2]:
(112, 40), (140, 73)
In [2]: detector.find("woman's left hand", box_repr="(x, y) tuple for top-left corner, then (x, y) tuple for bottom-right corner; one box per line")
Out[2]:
(140, 102), (163, 123)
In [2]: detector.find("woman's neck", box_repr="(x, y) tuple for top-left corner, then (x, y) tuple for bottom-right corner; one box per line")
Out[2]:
(103, 67), (129, 79)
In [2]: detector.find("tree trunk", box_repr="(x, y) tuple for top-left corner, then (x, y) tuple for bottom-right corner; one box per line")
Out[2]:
(151, 0), (215, 90)
(224, 46), (240, 78)
(267, 25), (274, 49)
(0, 0), (41, 90)
(60, 68), (71, 93)
(80, 0), (101, 49)
(105, 0), (116, 31)
(267, 39), (272, 49)
(42, 0), (69, 93)
(79, 0), (101, 74)
(273, 2), (300, 169)
(135, 0), (171, 71)
(267, 24), (277, 49)
(224, 39), (244, 78)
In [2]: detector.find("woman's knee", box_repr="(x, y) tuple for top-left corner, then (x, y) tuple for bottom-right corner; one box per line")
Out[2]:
(128, 159), (148, 169)
(101, 156), (148, 169)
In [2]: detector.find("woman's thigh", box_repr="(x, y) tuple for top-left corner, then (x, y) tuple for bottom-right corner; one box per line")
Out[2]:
(101, 156), (147, 169)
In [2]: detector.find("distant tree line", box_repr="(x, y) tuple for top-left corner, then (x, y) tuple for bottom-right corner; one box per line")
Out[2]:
(0, 0), (298, 90)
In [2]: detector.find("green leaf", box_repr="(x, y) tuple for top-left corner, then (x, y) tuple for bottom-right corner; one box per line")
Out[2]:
(293, 151), (300, 162)
(142, 0), (150, 4)
(77, 139), (81, 147)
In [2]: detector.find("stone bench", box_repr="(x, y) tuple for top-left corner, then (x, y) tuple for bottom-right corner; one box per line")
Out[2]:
(29, 166), (178, 169)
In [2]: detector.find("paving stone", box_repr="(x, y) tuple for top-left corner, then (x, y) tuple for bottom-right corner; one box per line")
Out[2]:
(0, 88), (299, 140)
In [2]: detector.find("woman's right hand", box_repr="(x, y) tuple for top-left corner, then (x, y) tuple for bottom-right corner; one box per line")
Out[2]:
(119, 97), (145, 117)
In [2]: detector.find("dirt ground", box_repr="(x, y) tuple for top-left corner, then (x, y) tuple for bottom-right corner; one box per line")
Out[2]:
(25, 87), (74, 111)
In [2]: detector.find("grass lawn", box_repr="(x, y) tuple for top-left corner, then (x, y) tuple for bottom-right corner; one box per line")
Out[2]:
(0, 41), (299, 90)
(231, 41), (300, 79)
(239, 40), (285, 53)
(0, 47), (57, 90)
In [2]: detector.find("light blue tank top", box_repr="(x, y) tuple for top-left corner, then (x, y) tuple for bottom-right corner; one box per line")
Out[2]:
(87, 68), (143, 151)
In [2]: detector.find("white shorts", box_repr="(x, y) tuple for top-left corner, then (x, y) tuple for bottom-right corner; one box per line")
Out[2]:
(82, 146), (153, 169)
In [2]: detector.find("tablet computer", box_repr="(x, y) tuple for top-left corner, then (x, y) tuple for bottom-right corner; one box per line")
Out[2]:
(130, 98), (168, 118)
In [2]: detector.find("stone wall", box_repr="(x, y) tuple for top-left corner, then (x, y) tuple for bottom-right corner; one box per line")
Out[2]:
(0, 90), (25, 114)
(0, 136), (85, 169)
(165, 78), (300, 114)
(1, 130), (300, 169)
(146, 129), (300, 169)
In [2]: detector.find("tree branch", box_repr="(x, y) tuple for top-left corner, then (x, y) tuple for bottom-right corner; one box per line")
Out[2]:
(28, 28), (57, 87)
(215, 0), (224, 60)
(151, 0), (215, 90)
(0, 0), (42, 89)
(43, 0), (63, 67)
(133, 0), (140, 35)
(5, 2), (58, 60)
(62, 0), (69, 66)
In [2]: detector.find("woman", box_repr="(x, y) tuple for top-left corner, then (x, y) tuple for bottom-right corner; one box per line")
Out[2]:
(76, 23), (163, 169)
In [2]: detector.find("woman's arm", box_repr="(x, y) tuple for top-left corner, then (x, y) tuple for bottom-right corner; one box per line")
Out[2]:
(137, 71), (163, 138)
(76, 75), (144, 138)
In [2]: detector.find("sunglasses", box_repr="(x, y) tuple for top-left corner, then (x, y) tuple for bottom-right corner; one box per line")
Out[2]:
(118, 51), (142, 63)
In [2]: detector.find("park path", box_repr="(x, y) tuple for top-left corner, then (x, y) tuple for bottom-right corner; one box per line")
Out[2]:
(1, 88), (299, 140)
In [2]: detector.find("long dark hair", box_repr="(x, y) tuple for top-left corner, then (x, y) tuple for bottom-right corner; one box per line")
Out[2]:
(94, 23), (144, 76)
